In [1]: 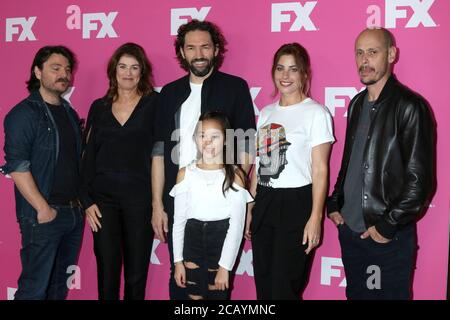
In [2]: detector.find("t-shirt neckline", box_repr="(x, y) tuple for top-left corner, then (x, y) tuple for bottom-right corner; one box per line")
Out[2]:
(276, 97), (312, 109)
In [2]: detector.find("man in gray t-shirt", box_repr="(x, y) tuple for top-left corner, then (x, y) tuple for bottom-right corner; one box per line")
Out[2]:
(340, 95), (376, 233)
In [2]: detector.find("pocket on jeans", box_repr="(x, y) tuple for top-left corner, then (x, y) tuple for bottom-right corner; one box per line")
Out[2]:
(36, 207), (59, 225)
(367, 235), (393, 247)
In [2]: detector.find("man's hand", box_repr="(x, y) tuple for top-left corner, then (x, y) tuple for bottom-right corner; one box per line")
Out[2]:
(85, 204), (102, 232)
(10, 171), (57, 225)
(361, 226), (391, 244)
(37, 205), (58, 224)
(152, 203), (168, 242)
(329, 211), (345, 226)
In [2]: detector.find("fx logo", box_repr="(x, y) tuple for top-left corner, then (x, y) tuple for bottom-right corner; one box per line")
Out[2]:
(62, 87), (75, 105)
(150, 239), (162, 265)
(324, 87), (365, 117)
(321, 257), (346, 287)
(170, 7), (211, 36)
(250, 87), (261, 116)
(235, 249), (254, 277)
(66, 5), (118, 39)
(5, 17), (37, 42)
(367, 0), (436, 29)
(7, 287), (17, 300)
(271, 2), (318, 32)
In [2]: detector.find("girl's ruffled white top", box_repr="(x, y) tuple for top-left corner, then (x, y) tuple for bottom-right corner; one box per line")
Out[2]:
(169, 162), (254, 271)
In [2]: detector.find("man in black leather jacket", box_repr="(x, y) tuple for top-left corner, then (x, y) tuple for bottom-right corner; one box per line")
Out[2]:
(327, 27), (435, 299)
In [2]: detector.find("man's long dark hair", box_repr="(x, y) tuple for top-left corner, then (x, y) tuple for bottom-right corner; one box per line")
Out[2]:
(196, 111), (246, 196)
(26, 45), (76, 92)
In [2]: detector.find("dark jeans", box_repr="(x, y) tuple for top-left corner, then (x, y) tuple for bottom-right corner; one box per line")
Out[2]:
(93, 200), (153, 300)
(338, 223), (417, 300)
(15, 205), (84, 300)
(181, 218), (230, 300)
(251, 184), (313, 300)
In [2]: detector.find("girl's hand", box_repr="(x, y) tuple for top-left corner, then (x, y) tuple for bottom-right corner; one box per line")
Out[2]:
(303, 215), (321, 255)
(174, 262), (186, 288)
(214, 267), (229, 291)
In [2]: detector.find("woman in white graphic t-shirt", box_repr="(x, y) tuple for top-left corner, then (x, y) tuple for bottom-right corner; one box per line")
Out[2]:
(245, 43), (335, 300)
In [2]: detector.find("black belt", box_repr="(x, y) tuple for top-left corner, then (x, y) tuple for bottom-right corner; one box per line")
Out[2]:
(49, 199), (81, 208)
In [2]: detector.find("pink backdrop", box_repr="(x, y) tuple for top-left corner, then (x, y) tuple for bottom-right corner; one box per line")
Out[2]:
(0, 0), (448, 300)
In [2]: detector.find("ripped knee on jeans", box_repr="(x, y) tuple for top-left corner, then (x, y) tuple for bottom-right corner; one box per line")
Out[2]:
(184, 260), (203, 299)
(184, 261), (200, 269)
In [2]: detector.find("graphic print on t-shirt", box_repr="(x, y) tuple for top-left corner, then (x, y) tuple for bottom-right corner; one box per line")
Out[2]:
(256, 123), (291, 187)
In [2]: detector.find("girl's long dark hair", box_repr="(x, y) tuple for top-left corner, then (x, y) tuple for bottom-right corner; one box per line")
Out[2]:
(196, 111), (246, 196)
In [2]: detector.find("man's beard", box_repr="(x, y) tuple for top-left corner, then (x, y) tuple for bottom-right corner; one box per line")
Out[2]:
(360, 78), (377, 86)
(358, 65), (388, 86)
(187, 58), (215, 77)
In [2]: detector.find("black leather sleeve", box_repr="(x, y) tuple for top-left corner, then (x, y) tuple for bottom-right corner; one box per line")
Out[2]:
(375, 98), (435, 239)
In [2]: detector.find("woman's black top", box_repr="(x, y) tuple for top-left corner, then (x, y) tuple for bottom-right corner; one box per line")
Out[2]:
(80, 93), (158, 208)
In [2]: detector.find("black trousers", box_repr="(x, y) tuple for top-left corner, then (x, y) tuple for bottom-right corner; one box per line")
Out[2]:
(251, 184), (313, 300)
(93, 199), (153, 300)
(168, 223), (188, 300)
(182, 218), (230, 300)
(338, 223), (417, 300)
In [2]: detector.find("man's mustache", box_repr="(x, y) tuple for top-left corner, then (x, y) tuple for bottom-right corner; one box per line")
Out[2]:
(359, 66), (375, 72)
(191, 58), (209, 63)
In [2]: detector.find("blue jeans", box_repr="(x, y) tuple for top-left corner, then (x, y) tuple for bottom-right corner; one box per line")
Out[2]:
(15, 205), (84, 300)
(338, 223), (417, 300)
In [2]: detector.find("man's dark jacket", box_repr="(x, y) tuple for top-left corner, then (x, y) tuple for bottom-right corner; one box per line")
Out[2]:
(327, 75), (435, 239)
(1, 90), (82, 220)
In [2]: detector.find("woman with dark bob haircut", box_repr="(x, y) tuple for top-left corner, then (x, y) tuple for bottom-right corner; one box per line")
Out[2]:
(80, 42), (158, 300)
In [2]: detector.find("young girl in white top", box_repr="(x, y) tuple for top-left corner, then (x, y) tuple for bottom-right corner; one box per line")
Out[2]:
(170, 111), (253, 300)
(245, 43), (335, 299)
